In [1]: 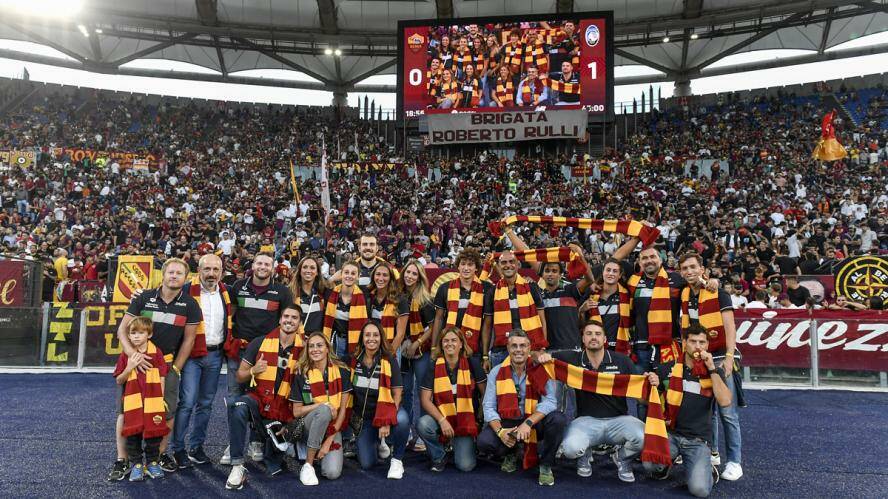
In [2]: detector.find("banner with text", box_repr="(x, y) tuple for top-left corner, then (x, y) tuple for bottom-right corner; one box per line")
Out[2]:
(426, 109), (587, 145)
(0, 260), (25, 307)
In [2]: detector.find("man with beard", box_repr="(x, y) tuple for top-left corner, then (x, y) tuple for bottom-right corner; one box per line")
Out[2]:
(332, 233), (389, 290)
(221, 253), (293, 465)
(108, 258), (201, 480)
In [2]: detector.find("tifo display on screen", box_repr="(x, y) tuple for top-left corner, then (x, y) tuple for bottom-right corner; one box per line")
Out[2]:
(398, 12), (613, 119)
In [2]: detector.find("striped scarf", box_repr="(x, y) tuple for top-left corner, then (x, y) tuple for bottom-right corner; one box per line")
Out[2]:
(432, 356), (478, 440)
(489, 216), (661, 248)
(322, 285), (368, 356)
(426, 69), (441, 97)
(503, 43), (523, 72)
(454, 49), (474, 72)
(251, 329), (298, 422)
(519, 79), (544, 106)
(372, 295), (398, 343)
(408, 298), (429, 352)
(492, 274), (547, 350)
(351, 354), (400, 427)
(495, 356), (541, 469)
(627, 267), (677, 362)
(544, 76), (580, 94)
(187, 279), (232, 358)
(439, 80), (460, 103)
(586, 285), (632, 355)
(460, 77), (482, 107)
(664, 359), (712, 429)
(481, 247), (587, 281)
(444, 277), (485, 353)
(680, 288), (726, 353)
(120, 341), (169, 439)
(522, 40), (548, 73)
(494, 78), (515, 106)
(533, 358), (671, 465)
(307, 364), (346, 435)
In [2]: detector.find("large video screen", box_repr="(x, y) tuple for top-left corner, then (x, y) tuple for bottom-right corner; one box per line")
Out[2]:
(398, 12), (613, 120)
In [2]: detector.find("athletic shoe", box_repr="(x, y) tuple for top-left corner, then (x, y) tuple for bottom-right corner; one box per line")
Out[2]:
(226, 465), (247, 490)
(247, 441), (264, 462)
(343, 438), (356, 458)
(387, 458), (404, 479)
(412, 438), (427, 452)
(219, 445), (232, 465)
(576, 448), (594, 478)
(146, 461), (165, 479)
(158, 453), (177, 473)
(611, 450), (635, 483)
(721, 462), (743, 481)
(501, 453), (519, 473)
(710, 451), (721, 466)
(265, 460), (284, 477)
(430, 458), (447, 473)
(129, 463), (146, 482)
(650, 466), (672, 481)
(188, 446), (209, 465)
(300, 463), (319, 486)
(173, 450), (193, 469)
(712, 464), (721, 485)
(538, 465), (555, 486)
(378, 438), (391, 460)
(107, 459), (131, 481)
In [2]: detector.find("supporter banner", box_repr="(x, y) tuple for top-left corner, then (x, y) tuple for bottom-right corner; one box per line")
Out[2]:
(50, 147), (158, 169)
(45, 303), (78, 365)
(82, 304), (128, 366)
(0, 149), (36, 168)
(111, 256), (158, 303)
(426, 109), (587, 145)
(78, 280), (105, 303)
(329, 162), (404, 172)
(834, 256), (888, 303)
(0, 260), (25, 307)
(736, 309), (888, 372)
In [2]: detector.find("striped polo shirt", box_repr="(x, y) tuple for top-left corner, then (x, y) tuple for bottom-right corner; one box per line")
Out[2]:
(126, 287), (202, 358)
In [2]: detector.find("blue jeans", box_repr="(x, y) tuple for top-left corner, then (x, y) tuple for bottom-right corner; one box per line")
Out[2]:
(416, 414), (476, 471)
(644, 434), (714, 498)
(171, 350), (223, 452)
(712, 360), (742, 464)
(226, 394), (284, 472)
(356, 408), (410, 470)
(333, 334), (348, 361)
(402, 352), (431, 423)
(560, 415), (645, 461)
(633, 345), (654, 420)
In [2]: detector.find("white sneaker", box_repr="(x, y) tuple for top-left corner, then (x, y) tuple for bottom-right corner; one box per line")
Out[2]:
(611, 450), (636, 483)
(300, 463), (319, 486)
(225, 464), (247, 490)
(378, 438), (391, 460)
(248, 441), (264, 462)
(710, 452), (721, 466)
(721, 462), (743, 481)
(387, 458), (404, 479)
(219, 445), (232, 465)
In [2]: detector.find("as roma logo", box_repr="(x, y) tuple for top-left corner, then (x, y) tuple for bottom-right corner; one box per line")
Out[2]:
(835, 256), (888, 303)
(407, 33), (425, 53)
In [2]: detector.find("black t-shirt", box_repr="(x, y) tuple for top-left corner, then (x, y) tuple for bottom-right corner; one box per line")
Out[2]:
(786, 285), (811, 307)
(630, 269), (687, 344)
(126, 288), (202, 358)
(328, 289), (360, 338)
(756, 248), (776, 263)
(368, 295), (410, 322)
(554, 349), (637, 418)
(541, 281), (585, 350)
(667, 363), (726, 442)
(433, 279), (496, 327)
(419, 356), (486, 391)
(297, 288), (325, 333)
(351, 353), (403, 417)
(231, 278), (293, 342)
(288, 365), (354, 404)
(775, 255), (798, 275)
(242, 335), (296, 391)
(357, 261), (379, 291)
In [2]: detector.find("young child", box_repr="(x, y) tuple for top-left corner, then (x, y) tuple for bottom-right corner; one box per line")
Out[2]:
(113, 316), (169, 481)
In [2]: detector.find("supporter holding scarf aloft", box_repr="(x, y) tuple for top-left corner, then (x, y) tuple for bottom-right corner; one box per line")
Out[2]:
(417, 327), (487, 472)
(488, 215), (661, 248)
(646, 324), (733, 498)
(290, 331), (353, 485)
(489, 251), (547, 368)
(323, 261), (368, 359)
(677, 252), (743, 482)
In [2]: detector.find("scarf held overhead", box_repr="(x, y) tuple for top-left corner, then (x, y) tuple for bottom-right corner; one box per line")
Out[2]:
(121, 341), (169, 439)
(481, 247), (587, 281)
(488, 216), (660, 248)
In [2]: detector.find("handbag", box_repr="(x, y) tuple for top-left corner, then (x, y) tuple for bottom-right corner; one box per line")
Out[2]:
(349, 357), (376, 435)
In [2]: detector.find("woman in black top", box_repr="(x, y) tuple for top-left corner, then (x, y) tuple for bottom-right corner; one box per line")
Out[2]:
(287, 256), (327, 333)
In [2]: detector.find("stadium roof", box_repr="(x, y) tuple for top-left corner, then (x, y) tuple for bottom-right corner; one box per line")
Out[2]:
(0, 0), (886, 94)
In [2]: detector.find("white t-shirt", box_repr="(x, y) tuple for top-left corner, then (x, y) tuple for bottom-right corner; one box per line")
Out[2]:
(730, 294), (749, 310)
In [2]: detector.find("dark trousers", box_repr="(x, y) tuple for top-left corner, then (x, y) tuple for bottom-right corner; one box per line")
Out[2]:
(126, 434), (162, 464)
(477, 412), (567, 467)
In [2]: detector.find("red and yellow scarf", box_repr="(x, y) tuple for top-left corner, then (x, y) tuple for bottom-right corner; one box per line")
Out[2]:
(307, 363), (347, 436)
(250, 328), (299, 422)
(627, 267), (678, 362)
(680, 287), (727, 353)
(533, 358), (671, 465)
(460, 77), (482, 107)
(121, 341), (169, 439)
(489, 216), (661, 248)
(351, 354), (400, 428)
(503, 42), (523, 72)
(444, 277), (485, 353)
(372, 294), (398, 343)
(408, 298), (430, 352)
(323, 284), (368, 355)
(492, 274), (547, 350)
(187, 279), (233, 358)
(544, 76), (581, 94)
(519, 79), (545, 106)
(495, 356), (542, 469)
(494, 77), (515, 106)
(664, 358), (713, 429)
(522, 40), (548, 73)
(481, 247), (587, 281)
(586, 284), (632, 355)
(432, 356), (478, 440)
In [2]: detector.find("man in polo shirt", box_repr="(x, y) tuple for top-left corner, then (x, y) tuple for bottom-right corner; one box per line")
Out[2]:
(431, 248), (494, 363)
(170, 254), (231, 468)
(222, 252), (292, 464)
(108, 257), (201, 478)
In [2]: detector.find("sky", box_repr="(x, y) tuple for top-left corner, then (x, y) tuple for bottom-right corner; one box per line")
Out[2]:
(0, 31), (885, 113)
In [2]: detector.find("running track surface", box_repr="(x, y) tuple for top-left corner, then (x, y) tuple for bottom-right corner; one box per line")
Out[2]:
(1, 374), (886, 498)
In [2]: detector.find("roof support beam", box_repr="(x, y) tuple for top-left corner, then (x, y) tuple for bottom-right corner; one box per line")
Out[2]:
(88, 24), (103, 62)
(344, 58), (396, 87)
(214, 36), (227, 76)
(232, 37), (333, 85)
(435, 0), (453, 19)
(819, 8), (834, 54)
(614, 48), (676, 76)
(1, 20), (88, 63)
(855, 1), (888, 13)
(110, 33), (199, 66)
(317, 0), (339, 34)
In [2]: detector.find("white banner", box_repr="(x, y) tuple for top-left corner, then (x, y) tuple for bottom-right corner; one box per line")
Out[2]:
(426, 109), (587, 145)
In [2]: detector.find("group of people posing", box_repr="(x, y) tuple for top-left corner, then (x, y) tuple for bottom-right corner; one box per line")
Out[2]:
(110, 217), (743, 497)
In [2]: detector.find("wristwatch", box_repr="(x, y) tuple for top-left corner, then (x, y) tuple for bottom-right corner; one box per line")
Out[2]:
(524, 419), (534, 428)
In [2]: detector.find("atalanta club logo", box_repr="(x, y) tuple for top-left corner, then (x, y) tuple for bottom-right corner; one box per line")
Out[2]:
(407, 33), (425, 53)
(835, 256), (888, 303)
(585, 24), (600, 47)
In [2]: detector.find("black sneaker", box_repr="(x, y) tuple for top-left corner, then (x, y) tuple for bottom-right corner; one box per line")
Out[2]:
(159, 453), (178, 473)
(173, 450), (193, 469)
(188, 446), (209, 465)
(430, 456), (447, 472)
(107, 459), (131, 481)
(343, 439), (356, 459)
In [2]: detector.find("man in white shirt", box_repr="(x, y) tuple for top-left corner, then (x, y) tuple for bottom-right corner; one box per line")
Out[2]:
(170, 254), (231, 467)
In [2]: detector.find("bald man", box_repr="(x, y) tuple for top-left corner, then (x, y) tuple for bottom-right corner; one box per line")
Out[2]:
(169, 254), (233, 467)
